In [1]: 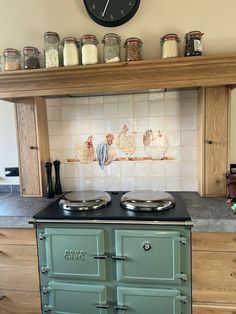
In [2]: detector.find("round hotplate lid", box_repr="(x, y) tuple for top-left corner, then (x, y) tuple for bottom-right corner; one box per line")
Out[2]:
(120, 190), (175, 212)
(59, 190), (111, 211)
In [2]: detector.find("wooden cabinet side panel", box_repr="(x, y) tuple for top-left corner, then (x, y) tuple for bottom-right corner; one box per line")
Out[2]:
(15, 98), (41, 196)
(193, 303), (236, 314)
(192, 232), (236, 252)
(204, 87), (229, 195)
(0, 228), (36, 245)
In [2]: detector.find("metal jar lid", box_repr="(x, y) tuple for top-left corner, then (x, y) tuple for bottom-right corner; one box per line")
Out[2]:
(120, 190), (175, 212)
(124, 37), (143, 47)
(62, 37), (79, 45)
(3, 48), (21, 56)
(103, 33), (121, 43)
(59, 190), (111, 211)
(185, 31), (204, 39)
(23, 46), (40, 55)
(81, 34), (98, 45)
(160, 33), (180, 45)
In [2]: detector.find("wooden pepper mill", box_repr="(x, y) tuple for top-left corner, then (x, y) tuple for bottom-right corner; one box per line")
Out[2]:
(44, 161), (54, 198)
(53, 160), (62, 195)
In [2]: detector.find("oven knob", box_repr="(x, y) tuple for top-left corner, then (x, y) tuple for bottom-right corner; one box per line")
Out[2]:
(142, 242), (152, 252)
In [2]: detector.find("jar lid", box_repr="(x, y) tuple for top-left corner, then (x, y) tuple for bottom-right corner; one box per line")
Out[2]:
(103, 33), (121, 42)
(185, 31), (204, 38)
(44, 31), (60, 39)
(3, 48), (21, 56)
(160, 33), (180, 44)
(124, 37), (143, 46)
(23, 46), (40, 54)
(81, 34), (98, 44)
(62, 37), (79, 45)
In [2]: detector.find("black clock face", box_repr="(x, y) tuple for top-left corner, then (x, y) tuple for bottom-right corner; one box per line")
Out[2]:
(84, 0), (141, 27)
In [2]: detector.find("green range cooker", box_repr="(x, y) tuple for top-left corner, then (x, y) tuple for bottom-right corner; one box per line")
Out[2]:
(32, 190), (193, 314)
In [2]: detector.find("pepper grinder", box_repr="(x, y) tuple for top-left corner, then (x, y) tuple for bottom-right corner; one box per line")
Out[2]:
(53, 160), (62, 195)
(44, 161), (54, 198)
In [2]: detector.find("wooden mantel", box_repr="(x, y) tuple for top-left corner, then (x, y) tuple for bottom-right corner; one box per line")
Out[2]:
(1, 53), (236, 99)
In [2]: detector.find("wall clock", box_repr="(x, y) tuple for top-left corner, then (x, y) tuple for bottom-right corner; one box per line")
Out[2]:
(84, 0), (141, 27)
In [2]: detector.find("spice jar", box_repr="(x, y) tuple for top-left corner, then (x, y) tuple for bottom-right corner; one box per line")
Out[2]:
(62, 37), (79, 67)
(102, 33), (121, 64)
(124, 37), (143, 62)
(44, 31), (60, 68)
(23, 46), (40, 69)
(3, 48), (21, 71)
(81, 34), (98, 65)
(184, 31), (204, 57)
(160, 33), (180, 58)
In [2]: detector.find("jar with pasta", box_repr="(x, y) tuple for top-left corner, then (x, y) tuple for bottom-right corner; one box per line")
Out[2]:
(81, 34), (98, 65)
(160, 33), (180, 58)
(124, 37), (143, 62)
(3, 48), (21, 71)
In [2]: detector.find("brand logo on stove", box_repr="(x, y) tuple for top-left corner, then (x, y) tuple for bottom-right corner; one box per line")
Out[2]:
(64, 249), (86, 261)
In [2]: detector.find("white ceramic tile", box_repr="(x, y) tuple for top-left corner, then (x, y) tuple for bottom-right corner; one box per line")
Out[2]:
(118, 102), (133, 118)
(133, 101), (149, 117)
(150, 177), (166, 190)
(74, 96), (89, 105)
(88, 95), (103, 104)
(91, 119), (105, 134)
(50, 149), (63, 161)
(89, 104), (104, 119)
(118, 119), (134, 131)
(149, 91), (165, 101)
(134, 118), (149, 132)
(63, 163), (76, 177)
(104, 103), (118, 118)
(47, 105), (61, 121)
(165, 131), (180, 147)
(61, 178), (77, 191)
(149, 117), (165, 130)
(165, 161), (181, 176)
(120, 177), (135, 191)
(79, 178), (93, 190)
(75, 104), (90, 119)
(181, 98), (198, 114)
(48, 121), (63, 135)
(181, 147), (197, 161)
(167, 147), (181, 160)
(149, 100), (165, 116)
(164, 91), (181, 100)
(164, 99), (181, 115)
(118, 94), (133, 103)
(121, 161), (135, 177)
(63, 135), (78, 149)
(92, 162), (107, 177)
(93, 178), (107, 190)
(135, 177), (151, 190)
(135, 146), (146, 157)
(164, 116), (180, 131)
(106, 177), (121, 191)
(135, 162), (151, 177)
(180, 89), (198, 99)
(104, 162), (121, 177)
(63, 150), (77, 160)
(75, 163), (93, 177)
(62, 121), (75, 135)
(60, 97), (75, 106)
(180, 114), (197, 130)
(103, 95), (118, 104)
(104, 119), (119, 133)
(61, 105), (75, 120)
(181, 131), (197, 146)
(181, 176), (198, 191)
(165, 176), (181, 191)
(46, 98), (61, 106)
(133, 93), (149, 102)
(181, 162), (197, 176)
(49, 136), (64, 150)
(150, 161), (165, 176)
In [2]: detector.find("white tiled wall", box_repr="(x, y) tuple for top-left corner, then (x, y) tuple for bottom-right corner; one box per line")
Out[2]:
(47, 90), (198, 192)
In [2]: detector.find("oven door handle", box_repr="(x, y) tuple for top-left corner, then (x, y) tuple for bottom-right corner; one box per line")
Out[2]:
(112, 255), (126, 261)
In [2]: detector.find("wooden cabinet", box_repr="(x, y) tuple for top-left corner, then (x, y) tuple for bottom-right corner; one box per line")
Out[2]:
(0, 228), (41, 314)
(15, 97), (50, 197)
(192, 232), (236, 314)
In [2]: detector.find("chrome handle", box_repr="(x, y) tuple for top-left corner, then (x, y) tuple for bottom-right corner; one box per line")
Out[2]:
(93, 255), (108, 260)
(44, 305), (53, 312)
(114, 305), (128, 311)
(96, 304), (110, 309)
(0, 295), (6, 300)
(112, 256), (126, 261)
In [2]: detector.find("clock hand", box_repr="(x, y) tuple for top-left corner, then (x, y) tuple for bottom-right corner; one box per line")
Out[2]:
(102, 0), (110, 17)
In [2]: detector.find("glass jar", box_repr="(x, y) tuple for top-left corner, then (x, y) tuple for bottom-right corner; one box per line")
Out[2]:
(102, 33), (121, 64)
(3, 48), (21, 71)
(124, 37), (143, 62)
(23, 46), (40, 69)
(62, 37), (79, 67)
(184, 31), (204, 57)
(44, 31), (60, 68)
(81, 34), (98, 65)
(160, 33), (180, 58)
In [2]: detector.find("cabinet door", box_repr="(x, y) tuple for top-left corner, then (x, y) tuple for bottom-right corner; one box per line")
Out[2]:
(116, 287), (183, 314)
(42, 228), (106, 280)
(45, 282), (108, 314)
(114, 230), (183, 284)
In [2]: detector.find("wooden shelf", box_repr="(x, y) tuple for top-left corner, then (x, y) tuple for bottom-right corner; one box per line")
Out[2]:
(1, 53), (236, 99)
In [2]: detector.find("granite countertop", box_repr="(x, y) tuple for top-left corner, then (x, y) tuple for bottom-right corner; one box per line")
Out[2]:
(0, 191), (235, 232)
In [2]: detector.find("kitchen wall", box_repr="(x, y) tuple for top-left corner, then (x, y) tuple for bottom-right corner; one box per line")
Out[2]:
(47, 90), (198, 191)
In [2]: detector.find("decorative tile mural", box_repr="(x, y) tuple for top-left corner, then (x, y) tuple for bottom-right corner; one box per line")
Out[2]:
(47, 90), (198, 191)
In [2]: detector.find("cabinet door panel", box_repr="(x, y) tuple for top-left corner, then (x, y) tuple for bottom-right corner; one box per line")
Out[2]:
(116, 287), (182, 314)
(115, 230), (182, 284)
(44, 228), (106, 280)
(47, 282), (108, 314)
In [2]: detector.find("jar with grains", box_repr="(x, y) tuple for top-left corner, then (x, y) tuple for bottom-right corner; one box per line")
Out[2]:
(44, 31), (60, 68)
(124, 37), (143, 62)
(184, 31), (204, 57)
(81, 34), (98, 65)
(3, 48), (21, 71)
(102, 33), (121, 64)
(62, 37), (79, 67)
(23, 46), (40, 69)
(160, 33), (180, 58)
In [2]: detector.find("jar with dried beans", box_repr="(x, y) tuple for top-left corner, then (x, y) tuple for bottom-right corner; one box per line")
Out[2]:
(124, 37), (143, 62)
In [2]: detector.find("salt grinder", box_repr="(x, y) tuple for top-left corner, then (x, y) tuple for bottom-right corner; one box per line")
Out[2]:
(45, 161), (54, 198)
(53, 160), (62, 195)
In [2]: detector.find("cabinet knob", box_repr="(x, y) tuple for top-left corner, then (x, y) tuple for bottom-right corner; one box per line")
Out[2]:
(30, 146), (39, 150)
(0, 295), (6, 301)
(206, 140), (213, 144)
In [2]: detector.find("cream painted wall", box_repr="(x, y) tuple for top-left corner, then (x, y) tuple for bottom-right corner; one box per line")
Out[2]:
(0, 0), (235, 181)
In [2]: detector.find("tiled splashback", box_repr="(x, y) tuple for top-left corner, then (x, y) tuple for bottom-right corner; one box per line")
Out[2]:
(47, 90), (198, 192)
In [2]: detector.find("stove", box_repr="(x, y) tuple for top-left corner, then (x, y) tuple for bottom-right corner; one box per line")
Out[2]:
(33, 191), (191, 222)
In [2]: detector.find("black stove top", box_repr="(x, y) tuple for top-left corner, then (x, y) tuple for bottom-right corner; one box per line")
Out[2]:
(33, 192), (191, 222)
